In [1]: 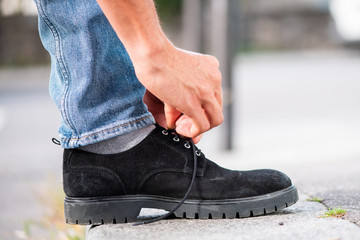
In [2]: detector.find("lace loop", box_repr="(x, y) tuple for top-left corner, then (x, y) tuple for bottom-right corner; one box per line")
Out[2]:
(52, 138), (61, 145)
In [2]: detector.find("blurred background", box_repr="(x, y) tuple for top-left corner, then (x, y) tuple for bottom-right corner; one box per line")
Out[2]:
(1, 0), (359, 239)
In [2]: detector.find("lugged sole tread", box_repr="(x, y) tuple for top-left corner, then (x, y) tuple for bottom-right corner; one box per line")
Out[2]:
(65, 186), (299, 225)
(67, 201), (296, 225)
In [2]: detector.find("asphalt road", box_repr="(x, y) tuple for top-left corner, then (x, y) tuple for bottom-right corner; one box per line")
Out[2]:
(0, 67), (62, 239)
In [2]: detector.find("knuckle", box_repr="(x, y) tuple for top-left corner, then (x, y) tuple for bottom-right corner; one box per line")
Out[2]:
(209, 56), (220, 67)
(211, 114), (223, 127)
(198, 115), (210, 132)
(214, 70), (222, 84)
(217, 113), (224, 125)
(203, 55), (219, 67)
(198, 84), (212, 97)
(202, 120), (211, 131)
(207, 69), (222, 86)
(215, 90), (223, 102)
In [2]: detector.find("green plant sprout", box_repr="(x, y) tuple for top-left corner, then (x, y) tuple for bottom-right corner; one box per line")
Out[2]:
(306, 197), (323, 203)
(321, 207), (347, 218)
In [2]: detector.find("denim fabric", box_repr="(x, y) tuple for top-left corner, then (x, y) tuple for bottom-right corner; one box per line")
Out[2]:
(34, 0), (155, 148)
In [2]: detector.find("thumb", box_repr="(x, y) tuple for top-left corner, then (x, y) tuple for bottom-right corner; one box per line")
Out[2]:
(164, 103), (182, 130)
(175, 115), (202, 142)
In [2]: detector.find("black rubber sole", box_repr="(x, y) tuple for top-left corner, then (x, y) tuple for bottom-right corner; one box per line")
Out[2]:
(64, 185), (298, 225)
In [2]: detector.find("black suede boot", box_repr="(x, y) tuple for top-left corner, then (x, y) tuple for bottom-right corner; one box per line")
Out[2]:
(63, 125), (298, 225)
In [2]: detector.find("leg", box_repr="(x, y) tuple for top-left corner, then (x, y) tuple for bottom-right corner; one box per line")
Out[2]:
(35, 0), (155, 148)
(34, 0), (298, 225)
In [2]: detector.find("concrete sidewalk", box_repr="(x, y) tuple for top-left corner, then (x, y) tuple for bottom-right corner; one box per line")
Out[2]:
(88, 198), (360, 240)
(87, 155), (360, 240)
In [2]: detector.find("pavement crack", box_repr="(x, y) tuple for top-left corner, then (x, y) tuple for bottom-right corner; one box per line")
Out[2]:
(300, 189), (360, 228)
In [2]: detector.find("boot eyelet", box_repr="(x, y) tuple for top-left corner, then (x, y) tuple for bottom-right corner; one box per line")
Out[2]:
(184, 143), (191, 148)
(173, 137), (180, 142)
(196, 151), (201, 156)
(162, 130), (168, 135)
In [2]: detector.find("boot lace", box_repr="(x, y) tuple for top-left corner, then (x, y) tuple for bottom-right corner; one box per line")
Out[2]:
(133, 129), (200, 225)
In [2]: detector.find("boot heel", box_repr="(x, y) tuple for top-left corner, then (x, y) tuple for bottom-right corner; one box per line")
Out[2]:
(64, 197), (142, 225)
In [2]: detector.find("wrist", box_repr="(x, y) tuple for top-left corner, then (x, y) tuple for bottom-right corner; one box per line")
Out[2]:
(126, 32), (171, 63)
(96, 0), (171, 65)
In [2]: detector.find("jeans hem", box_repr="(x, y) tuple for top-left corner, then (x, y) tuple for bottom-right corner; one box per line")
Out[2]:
(60, 113), (155, 148)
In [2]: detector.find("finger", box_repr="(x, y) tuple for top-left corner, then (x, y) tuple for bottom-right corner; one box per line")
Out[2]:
(215, 89), (223, 112)
(174, 115), (203, 143)
(192, 134), (202, 144)
(203, 55), (220, 68)
(174, 115), (193, 137)
(176, 91), (222, 137)
(183, 105), (210, 138)
(201, 95), (224, 129)
(164, 104), (182, 130)
(203, 65), (222, 109)
(211, 69), (222, 109)
(155, 115), (167, 129)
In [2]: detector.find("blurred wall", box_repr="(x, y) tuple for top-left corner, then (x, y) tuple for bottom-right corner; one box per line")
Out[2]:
(0, 0), (345, 66)
(0, 15), (49, 65)
(241, 0), (339, 50)
(0, 0), (181, 66)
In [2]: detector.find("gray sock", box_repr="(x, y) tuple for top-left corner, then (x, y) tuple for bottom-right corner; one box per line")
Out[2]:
(78, 124), (155, 154)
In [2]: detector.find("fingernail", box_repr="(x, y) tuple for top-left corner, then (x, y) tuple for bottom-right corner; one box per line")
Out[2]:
(190, 125), (200, 138)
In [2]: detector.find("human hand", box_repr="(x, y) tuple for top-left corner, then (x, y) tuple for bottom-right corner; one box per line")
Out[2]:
(133, 41), (223, 139)
(143, 90), (166, 128)
(143, 90), (202, 144)
(96, 0), (222, 138)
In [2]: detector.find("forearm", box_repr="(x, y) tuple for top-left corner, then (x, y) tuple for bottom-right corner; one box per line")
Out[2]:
(96, 0), (167, 59)
(97, 0), (223, 137)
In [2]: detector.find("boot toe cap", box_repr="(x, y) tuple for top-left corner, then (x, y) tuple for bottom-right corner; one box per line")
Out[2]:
(242, 169), (292, 196)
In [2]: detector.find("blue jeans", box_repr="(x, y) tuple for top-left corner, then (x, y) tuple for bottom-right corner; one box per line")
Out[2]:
(34, 0), (155, 148)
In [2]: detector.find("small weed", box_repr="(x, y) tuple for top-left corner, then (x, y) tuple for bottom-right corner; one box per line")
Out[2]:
(22, 176), (86, 240)
(321, 207), (347, 218)
(306, 197), (323, 203)
(67, 235), (84, 240)
(23, 219), (36, 237)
